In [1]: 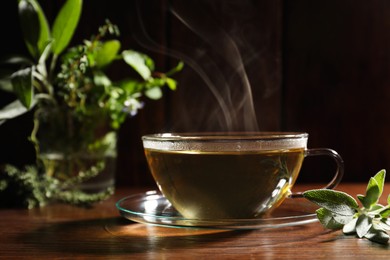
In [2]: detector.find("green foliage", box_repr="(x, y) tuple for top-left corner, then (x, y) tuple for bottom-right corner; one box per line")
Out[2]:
(303, 169), (390, 244)
(18, 0), (50, 59)
(0, 164), (113, 208)
(0, 0), (182, 128)
(0, 0), (182, 207)
(51, 0), (82, 55)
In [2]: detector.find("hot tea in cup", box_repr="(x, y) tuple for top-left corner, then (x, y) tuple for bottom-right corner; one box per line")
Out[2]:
(142, 133), (343, 219)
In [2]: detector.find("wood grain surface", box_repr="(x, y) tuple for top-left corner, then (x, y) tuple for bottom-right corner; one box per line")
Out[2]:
(1, 184), (390, 259)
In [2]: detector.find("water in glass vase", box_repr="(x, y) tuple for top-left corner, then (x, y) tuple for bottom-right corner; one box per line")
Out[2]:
(40, 153), (116, 193)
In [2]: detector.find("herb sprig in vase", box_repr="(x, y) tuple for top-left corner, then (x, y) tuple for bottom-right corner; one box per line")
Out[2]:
(0, 0), (182, 208)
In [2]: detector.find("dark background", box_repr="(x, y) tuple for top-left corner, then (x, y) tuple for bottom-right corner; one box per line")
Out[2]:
(1, 0), (389, 186)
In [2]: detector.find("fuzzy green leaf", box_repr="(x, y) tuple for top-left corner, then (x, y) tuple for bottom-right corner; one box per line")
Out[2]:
(376, 219), (390, 231)
(373, 169), (386, 195)
(303, 189), (359, 216)
(343, 217), (358, 235)
(357, 194), (365, 205)
(51, 0), (83, 55)
(380, 208), (390, 218)
(18, 0), (51, 59)
(11, 67), (33, 108)
(362, 183), (380, 209)
(356, 214), (372, 238)
(364, 227), (390, 244)
(122, 50), (152, 80)
(95, 40), (121, 68)
(316, 208), (344, 229)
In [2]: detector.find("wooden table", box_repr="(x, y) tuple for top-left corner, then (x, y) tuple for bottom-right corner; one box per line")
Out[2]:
(1, 184), (390, 259)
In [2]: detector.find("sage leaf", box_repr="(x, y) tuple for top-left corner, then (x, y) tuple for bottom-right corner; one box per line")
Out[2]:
(123, 50), (152, 80)
(95, 40), (121, 68)
(362, 183), (380, 209)
(11, 67), (33, 108)
(375, 219), (390, 231)
(316, 208), (342, 229)
(303, 189), (358, 216)
(372, 169), (386, 196)
(356, 214), (372, 238)
(332, 212), (354, 225)
(18, 0), (51, 59)
(364, 227), (389, 244)
(360, 170), (386, 209)
(357, 194), (365, 205)
(380, 208), (390, 218)
(51, 0), (82, 55)
(343, 217), (358, 235)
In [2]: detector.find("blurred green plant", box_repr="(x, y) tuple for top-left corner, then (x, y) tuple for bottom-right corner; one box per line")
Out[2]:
(0, 0), (182, 207)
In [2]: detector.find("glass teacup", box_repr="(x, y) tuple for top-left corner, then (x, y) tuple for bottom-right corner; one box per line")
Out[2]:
(142, 132), (343, 219)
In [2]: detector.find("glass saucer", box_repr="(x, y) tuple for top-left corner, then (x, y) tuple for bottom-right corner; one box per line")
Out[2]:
(116, 190), (319, 229)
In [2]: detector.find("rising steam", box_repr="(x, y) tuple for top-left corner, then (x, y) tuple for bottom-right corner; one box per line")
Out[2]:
(133, 1), (278, 132)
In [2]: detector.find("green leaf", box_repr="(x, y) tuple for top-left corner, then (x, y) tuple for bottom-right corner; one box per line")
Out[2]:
(11, 67), (33, 108)
(143, 54), (155, 71)
(0, 69), (16, 92)
(373, 169), (386, 196)
(356, 214), (372, 238)
(0, 78), (13, 92)
(166, 78), (177, 90)
(362, 183), (380, 209)
(37, 41), (53, 77)
(95, 40), (121, 68)
(343, 217), (358, 235)
(51, 0), (83, 55)
(1, 56), (33, 66)
(145, 87), (163, 100)
(0, 99), (33, 121)
(357, 194), (365, 205)
(364, 227), (389, 244)
(359, 170), (386, 209)
(380, 207), (390, 218)
(118, 79), (141, 94)
(316, 208), (344, 229)
(122, 50), (152, 80)
(303, 189), (359, 216)
(166, 61), (184, 76)
(93, 71), (112, 87)
(376, 219), (390, 231)
(18, 0), (51, 59)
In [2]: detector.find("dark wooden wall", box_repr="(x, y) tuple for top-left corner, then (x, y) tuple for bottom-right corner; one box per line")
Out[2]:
(1, 0), (390, 186)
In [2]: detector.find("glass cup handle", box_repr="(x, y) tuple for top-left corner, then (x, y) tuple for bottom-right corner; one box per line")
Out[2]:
(290, 148), (344, 198)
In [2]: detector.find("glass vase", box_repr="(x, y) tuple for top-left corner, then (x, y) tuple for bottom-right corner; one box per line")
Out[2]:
(33, 107), (117, 194)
